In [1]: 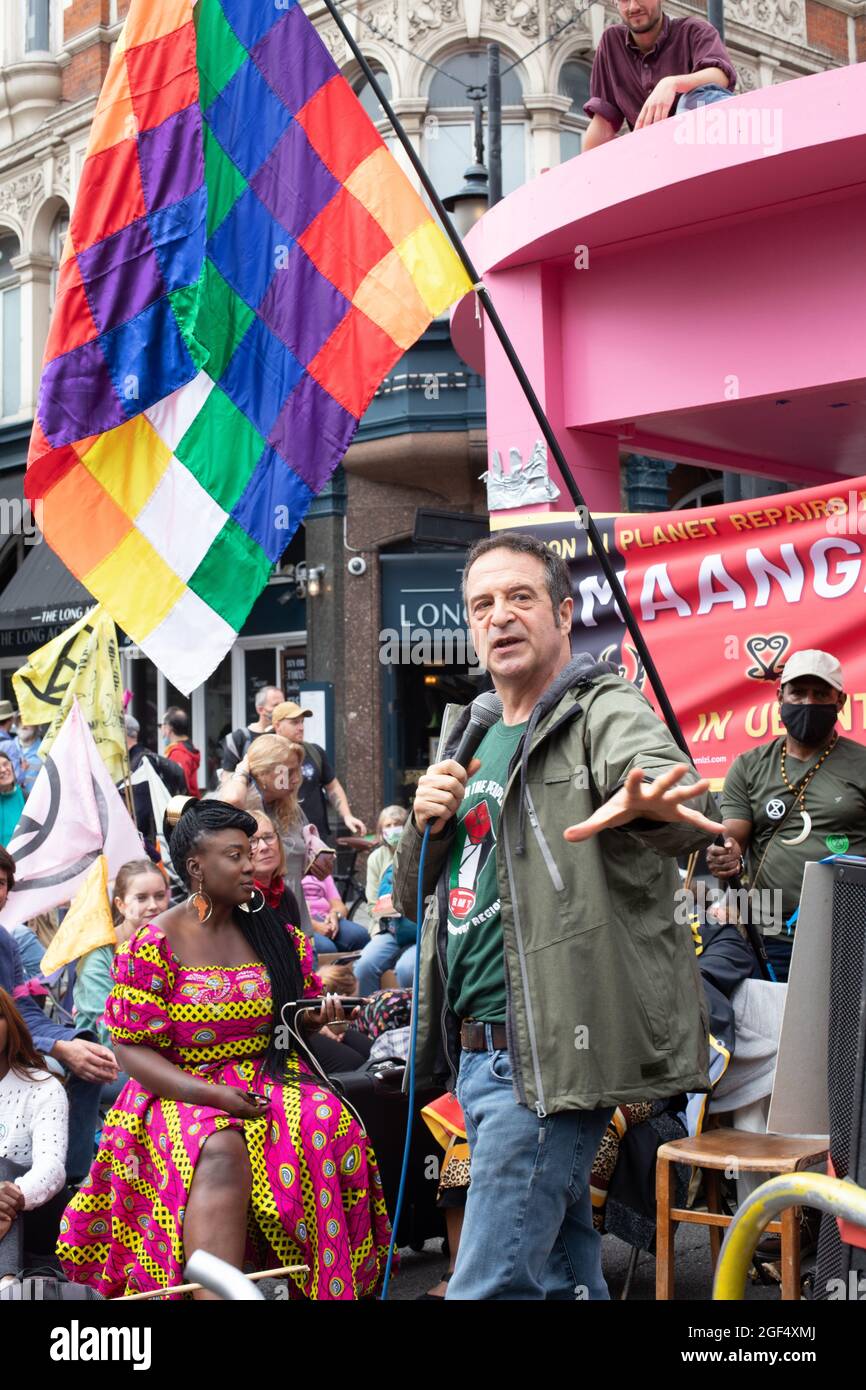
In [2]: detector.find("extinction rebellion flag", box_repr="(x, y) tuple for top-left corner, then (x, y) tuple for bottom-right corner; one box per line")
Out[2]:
(493, 477), (866, 786)
(26, 0), (471, 693)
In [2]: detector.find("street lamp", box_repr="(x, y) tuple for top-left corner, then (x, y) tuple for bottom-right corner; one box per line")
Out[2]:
(443, 88), (489, 238)
(306, 565), (325, 598)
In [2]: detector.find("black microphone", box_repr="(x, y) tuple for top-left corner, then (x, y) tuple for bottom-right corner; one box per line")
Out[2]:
(451, 691), (504, 771)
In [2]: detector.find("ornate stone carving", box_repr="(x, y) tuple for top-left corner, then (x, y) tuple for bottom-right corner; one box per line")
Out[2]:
(730, 0), (806, 44)
(0, 168), (44, 220)
(488, 0), (539, 39)
(364, 0), (398, 40)
(54, 151), (70, 193)
(547, 0), (591, 38)
(408, 0), (460, 42)
(319, 23), (350, 65)
(734, 62), (759, 93)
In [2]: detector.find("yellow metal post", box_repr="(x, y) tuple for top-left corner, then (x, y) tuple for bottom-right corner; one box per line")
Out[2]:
(713, 1171), (866, 1300)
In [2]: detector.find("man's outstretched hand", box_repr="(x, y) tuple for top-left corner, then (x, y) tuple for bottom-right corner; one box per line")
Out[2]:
(563, 764), (721, 843)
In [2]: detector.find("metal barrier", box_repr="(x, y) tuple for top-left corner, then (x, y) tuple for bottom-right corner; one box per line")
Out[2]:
(713, 1172), (866, 1300)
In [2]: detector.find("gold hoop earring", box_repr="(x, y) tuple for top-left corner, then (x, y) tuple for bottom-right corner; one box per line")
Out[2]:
(241, 887), (266, 914)
(187, 880), (213, 923)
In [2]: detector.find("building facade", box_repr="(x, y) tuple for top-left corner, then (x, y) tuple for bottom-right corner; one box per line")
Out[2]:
(0, 0), (861, 820)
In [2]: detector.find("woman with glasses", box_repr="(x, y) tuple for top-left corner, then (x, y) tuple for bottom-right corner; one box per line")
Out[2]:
(220, 736), (322, 936)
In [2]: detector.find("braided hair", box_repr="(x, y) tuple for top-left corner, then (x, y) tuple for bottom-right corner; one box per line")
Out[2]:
(168, 799), (305, 1079)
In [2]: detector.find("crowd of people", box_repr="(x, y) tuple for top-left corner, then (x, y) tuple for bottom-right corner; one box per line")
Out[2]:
(0, 0), (854, 1305)
(0, 679), (420, 1298)
(0, 524), (857, 1300)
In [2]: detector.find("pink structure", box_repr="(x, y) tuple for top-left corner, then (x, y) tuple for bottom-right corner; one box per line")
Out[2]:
(450, 65), (866, 513)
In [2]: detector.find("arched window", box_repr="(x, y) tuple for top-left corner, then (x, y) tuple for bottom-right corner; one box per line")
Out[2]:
(352, 64), (392, 124)
(559, 57), (592, 162)
(49, 206), (69, 311)
(25, 0), (51, 54)
(423, 49), (525, 200)
(0, 231), (21, 419)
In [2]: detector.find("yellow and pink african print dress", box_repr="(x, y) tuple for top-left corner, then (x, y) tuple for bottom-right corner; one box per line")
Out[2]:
(56, 921), (391, 1299)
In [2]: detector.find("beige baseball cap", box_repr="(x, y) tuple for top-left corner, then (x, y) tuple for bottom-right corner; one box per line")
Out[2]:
(271, 700), (313, 722)
(780, 649), (844, 691)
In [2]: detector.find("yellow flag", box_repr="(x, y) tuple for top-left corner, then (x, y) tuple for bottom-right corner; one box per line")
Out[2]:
(13, 604), (127, 781)
(40, 855), (117, 976)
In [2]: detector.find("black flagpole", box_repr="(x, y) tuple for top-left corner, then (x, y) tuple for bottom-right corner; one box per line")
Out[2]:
(322, 0), (690, 754)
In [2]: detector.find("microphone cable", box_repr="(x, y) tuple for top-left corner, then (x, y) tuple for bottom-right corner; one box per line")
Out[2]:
(380, 821), (430, 1300)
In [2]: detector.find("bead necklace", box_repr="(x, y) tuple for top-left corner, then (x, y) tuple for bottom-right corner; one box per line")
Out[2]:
(779, 731), (839, 811)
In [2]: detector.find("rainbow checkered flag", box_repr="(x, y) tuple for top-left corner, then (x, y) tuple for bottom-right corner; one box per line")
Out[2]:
(27, 0), (471, 692)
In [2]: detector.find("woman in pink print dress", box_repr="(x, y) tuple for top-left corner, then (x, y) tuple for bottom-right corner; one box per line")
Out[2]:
(56, 800), (391, 1299)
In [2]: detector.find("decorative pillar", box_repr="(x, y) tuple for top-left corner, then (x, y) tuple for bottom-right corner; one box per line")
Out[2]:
(389, 98), (428, 190)
(524, 95), (572, 177)
(624, 454), (674, 511)
(12, 252), (53, 420)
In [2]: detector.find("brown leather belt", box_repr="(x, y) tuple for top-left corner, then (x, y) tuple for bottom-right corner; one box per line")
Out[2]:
(460, 1020), (508, 1052)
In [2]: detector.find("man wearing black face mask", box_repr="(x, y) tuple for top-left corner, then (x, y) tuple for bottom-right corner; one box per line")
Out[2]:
(707, 650), (866, 981)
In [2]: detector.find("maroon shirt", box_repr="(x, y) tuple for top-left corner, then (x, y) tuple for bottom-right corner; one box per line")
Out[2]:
(584, 15), (737, 132)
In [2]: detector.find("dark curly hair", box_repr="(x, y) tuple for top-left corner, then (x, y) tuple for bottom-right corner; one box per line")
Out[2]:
(167, 799), (304, 1080)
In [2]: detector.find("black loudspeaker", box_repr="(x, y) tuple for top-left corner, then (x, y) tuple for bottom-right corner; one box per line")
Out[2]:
(813, 859), (866, 1297)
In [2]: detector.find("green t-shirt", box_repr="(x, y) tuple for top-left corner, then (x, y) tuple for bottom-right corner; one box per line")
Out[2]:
(720, 735), (866, 924)
(446, 719), (527, 1024)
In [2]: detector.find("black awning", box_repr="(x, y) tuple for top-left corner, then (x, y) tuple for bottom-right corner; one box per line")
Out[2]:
(0, 542), (93, 655)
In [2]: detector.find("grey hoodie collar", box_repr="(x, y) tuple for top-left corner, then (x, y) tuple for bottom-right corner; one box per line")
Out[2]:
(513, 653), (613, 854)
(443, 653), (617, 854)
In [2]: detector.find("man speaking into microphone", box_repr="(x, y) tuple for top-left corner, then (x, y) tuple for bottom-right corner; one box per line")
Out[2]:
(393, 533), (721, 1300)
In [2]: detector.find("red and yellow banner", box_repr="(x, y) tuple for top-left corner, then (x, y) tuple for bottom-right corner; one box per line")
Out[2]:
(493, 477), (866, 786)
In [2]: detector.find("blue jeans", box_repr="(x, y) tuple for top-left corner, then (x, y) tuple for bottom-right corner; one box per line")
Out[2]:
(9, 925), (43, 980)
(675, 83), (734, 112)
(354, 932), (415, 996)
(64, 1069), (105, 1181)
(312, 918), (370, 959)
(446, 1035), (613, 1301)
(764, 934), (793, 983)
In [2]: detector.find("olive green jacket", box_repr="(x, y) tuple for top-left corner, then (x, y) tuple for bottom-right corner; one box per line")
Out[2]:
(393, 655), (719, 1115)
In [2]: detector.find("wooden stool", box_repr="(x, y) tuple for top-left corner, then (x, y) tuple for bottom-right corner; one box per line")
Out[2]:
(655, 1128), (828, 1300)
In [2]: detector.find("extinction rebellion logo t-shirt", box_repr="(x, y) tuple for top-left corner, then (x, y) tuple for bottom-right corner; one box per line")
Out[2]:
(721, 735), (866, 924)
(446, 718), (527, 1025)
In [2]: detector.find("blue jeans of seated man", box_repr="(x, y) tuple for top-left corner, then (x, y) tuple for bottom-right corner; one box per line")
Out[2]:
(764, 934), (793, 983)
(354, 932), (415, 997)
(445, 1036), (614, 1301)
(675, 83), (734, 112)
(312, 917), (370, 960)
(52, 1066), (104, 1182)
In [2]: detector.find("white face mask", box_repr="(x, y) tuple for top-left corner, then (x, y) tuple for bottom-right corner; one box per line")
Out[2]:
(382, 826), (403, 847)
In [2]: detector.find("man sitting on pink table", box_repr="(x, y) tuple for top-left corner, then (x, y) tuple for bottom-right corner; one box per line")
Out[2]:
(582, 0), (736, 151)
